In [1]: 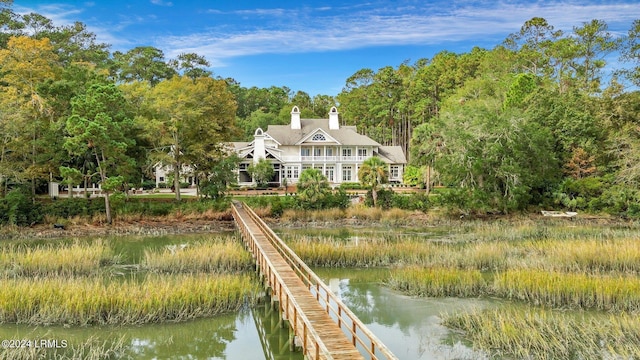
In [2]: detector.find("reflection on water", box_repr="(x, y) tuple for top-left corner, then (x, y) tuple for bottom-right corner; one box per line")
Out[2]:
(252, 301), (305, 360)
(317, 267), (491, 360)
(0, 268), (487, 359)
(0, 270), (488, 360)
(0, 302), (307, 359)
(0, 228), (496, 359)
(0, 307), (267, 359)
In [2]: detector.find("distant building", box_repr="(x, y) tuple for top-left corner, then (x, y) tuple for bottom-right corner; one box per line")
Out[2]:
(154, 164), (196, 188)
(232, 106), (406, 187)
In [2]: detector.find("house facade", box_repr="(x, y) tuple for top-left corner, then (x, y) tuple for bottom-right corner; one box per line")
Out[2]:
(232, 106), (407, 187)
(154, 164), (196, 188)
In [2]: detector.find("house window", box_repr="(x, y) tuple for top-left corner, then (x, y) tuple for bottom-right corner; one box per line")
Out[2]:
(390, 165), (400, 179)
(342, 148), (352, 158)
(325, 166), (334, 182)
(286, 166), (299, 179)
(314, 148), (322, 157)
(159, 177), (165, 182)
(311, 133), (326, 141)
(326, 148), (333, 157)
(342, 166), (352, 182)
(358, 148), (368, 158)
(301, 148), (311, 157)
(238, 163), (251, 183)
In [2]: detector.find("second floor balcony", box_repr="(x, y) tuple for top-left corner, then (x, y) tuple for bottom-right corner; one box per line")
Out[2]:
(281, 155), (372, 163)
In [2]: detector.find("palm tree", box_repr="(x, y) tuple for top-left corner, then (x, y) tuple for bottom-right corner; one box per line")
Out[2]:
(297, 168), (330, 208)
(358, 156), (388, 207)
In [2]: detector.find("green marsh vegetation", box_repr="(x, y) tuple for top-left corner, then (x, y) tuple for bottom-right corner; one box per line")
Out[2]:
(0, 234), (259, 357)
(142, 238), (253, 273)
(282, 220), (640, 358)
(0, 336), (128, 360)
(0, 240), (116, 277)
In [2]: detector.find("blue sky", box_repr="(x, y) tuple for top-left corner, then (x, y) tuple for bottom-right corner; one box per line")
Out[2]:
(15, 0), (640, 96)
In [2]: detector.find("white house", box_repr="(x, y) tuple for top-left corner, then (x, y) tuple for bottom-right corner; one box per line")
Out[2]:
(154, 164), (196, 188)
(232, 106), (406, 187)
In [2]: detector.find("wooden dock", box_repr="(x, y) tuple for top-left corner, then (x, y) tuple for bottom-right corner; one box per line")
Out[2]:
(231, 202), (397, 360)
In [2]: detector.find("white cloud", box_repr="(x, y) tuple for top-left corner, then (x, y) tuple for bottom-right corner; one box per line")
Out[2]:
(15, 4), (83, 27)
(205, 8), (287, 17)
(150, 0), (173, 7)
(13, 1), (640, 68)
(162, 1), (639, 66)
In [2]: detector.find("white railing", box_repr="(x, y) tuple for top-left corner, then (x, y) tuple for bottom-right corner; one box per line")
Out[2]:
(282, 155), (371, 163)
(236, 203), (399, 360)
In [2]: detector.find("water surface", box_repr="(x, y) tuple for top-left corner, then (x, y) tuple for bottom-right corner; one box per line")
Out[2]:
(1, 230), (490, 359)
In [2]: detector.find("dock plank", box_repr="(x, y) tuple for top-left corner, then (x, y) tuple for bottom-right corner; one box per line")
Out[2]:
(233, 204), (365, 360)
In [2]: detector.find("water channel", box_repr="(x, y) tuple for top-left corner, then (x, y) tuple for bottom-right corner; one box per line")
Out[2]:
(0, 229), (492, 359)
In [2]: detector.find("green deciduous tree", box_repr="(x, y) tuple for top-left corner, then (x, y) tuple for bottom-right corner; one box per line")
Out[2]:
(0, 0), (20, 47)
(139, 76), (236, 201)
(434, 104), (558, 213)
(198, 154), (239, 200)
(0, 36), (60, 197)
(247, 158), (274, 188)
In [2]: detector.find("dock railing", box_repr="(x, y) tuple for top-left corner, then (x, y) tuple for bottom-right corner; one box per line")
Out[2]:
(235, 202), (398, 360)
(232, 203), (335, 359)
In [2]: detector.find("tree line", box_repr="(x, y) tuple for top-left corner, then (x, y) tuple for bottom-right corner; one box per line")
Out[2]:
(339, 17), (640, 215)
(1, 0), (639, 218)
(0, 1), (339, 224)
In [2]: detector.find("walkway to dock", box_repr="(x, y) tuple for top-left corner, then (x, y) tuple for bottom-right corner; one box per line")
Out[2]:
(231, 202), (397, 360)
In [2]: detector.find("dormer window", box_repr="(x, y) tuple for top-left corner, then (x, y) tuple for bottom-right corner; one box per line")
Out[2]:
(311, 133), (326, 142)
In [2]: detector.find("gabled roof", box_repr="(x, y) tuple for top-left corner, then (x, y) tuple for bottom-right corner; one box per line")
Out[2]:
(232, 142), (251, 151)
(233, 147), (283, 161)
(378, 146), (407, 164)
(266, 119), (381, 147)
(296, 128), (340, 145)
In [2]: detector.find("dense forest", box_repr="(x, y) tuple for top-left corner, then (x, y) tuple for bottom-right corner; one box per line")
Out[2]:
(0, 0), (639, 217)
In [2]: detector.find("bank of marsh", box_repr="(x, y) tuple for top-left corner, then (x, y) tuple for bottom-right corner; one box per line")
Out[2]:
(280, 220), (640, 359)
(0, 234), (259, 326)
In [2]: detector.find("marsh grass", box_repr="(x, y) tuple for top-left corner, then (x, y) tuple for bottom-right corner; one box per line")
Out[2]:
(346, 206), (384, 221)
(143, 237), (252, 273)
(288, 224), (640, 314)
(280, 208), (346, 222)
(0, 233), (261, 326)
(444, 308), (640, 360)
(0, 240), (116, 277)
(287, 236), (441, 267)
(281, 221), (640, 359)
(494, 269), (640, 312)
(0, 336), (128, 360)
(279, 206), (414, 223)
(541, 238), (640, 273)
(288, 226), (640, 273)
(0, 273), (259, 325)
(386, 266), (487, 297)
